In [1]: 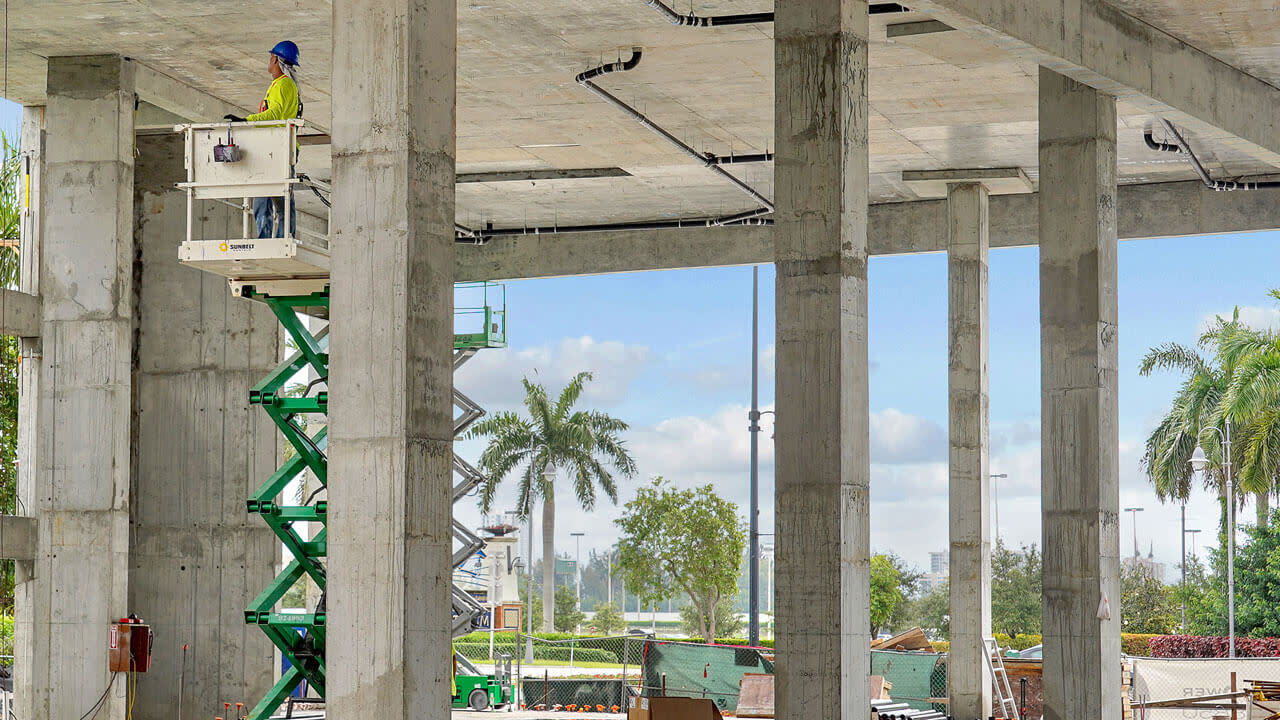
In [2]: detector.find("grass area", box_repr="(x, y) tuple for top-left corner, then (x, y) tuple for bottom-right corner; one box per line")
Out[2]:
(503, 659), (626, 670)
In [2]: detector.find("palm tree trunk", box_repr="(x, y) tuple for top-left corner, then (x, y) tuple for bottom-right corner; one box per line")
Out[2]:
(1258, 491), (1270, 529)
(542, 484), (556, 632)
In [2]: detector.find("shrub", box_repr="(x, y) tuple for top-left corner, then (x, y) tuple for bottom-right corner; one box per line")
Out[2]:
(931, 641), (950, 653)
(452, 642), (616, 664)
(1121, 633), (1159, 656)
(994, 633), (1042, 651)
(1149, 635), (1280, 658)
(0, 613), (10, 661)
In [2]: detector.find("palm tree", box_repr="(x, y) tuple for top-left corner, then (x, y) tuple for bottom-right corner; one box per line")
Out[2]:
(468, 371), (637, 631)
(1222, 291), (1280, 524)
(1140, 311), (1276, 534)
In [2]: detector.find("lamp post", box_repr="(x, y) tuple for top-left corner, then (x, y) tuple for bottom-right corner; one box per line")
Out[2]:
(1180, 503), (1186, 630)
(748, 265), (760, 647)
(524, 508), (535, 663)
(607, 546), (615, 606)
(1186, 528), (1201, 559)
(990, 473), (1008, 544)
(1190, 417), (1234, 658)
(1123, 507), (1145, 558)
(571, 532), (585, 614)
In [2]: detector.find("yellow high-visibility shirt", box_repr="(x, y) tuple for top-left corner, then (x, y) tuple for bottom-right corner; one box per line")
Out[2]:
(246, 75), (300, 122)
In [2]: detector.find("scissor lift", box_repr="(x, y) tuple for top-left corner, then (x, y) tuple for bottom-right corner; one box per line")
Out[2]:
(174, 121), (506, 719)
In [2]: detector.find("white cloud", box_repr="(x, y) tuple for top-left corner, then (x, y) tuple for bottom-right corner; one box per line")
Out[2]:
(456, 336), (651, 411)
(870, 409), (946, 464)
(1199, 305), (1280, 333)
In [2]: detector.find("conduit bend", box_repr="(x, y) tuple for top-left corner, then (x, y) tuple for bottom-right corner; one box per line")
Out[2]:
(642, 0), (909, 26)
(645, 0), (773, 26)
(1152, 118), (1280, 191)
(575, 47), (774, 215)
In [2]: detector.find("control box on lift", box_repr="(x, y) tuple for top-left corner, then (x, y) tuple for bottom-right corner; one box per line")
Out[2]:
(108, 617), (153, 672)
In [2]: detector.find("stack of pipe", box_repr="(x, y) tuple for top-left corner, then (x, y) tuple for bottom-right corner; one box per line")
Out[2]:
(870, 700), (948, 720)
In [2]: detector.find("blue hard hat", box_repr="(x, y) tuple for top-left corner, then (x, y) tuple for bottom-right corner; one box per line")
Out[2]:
(270, 40), (300, 67)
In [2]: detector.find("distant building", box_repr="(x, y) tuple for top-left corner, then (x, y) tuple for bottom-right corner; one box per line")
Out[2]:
(919, 551), (949, 594)
(929, 551), (949, 574)
(1121, 543), (1167, 584)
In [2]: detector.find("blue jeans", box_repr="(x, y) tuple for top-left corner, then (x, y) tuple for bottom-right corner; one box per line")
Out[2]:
(254, 193), (297, 238)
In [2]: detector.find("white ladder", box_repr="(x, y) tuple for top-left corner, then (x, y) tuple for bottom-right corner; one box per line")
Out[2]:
(983, 638), (1021, 720)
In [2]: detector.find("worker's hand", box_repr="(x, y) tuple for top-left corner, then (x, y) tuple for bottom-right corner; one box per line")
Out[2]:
(223, 114), (246, 122)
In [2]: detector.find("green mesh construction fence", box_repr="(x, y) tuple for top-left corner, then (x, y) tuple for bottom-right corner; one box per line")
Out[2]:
(636, 639), (774, 712)
(871, 649), (945, 711)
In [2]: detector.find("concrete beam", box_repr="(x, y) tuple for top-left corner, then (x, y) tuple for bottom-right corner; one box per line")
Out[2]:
(131, 60), (250, 123)
(456, 180), (1280, 280)
(0, 289), (41, 338)
(909, 0), (1280, 166)
(0, 516), (37, 561)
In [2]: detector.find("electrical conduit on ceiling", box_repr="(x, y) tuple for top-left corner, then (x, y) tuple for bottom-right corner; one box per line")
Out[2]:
(1146, 117), (1280, 191)
(642, 0), (909, 26)
(574, 47), (774, 218)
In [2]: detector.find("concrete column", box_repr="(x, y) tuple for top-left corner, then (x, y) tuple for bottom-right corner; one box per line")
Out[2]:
(947, 182), (991, 720)
(774, 1), (870, 719)
(129, 133), (280, 720)
(14, 102), (40, 720)
(1038, 66), (1121, 720)
(17, 55), (135, 720)
(329, 0), (456, 717)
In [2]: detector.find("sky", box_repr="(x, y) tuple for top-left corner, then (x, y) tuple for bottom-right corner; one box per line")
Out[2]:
(1, 94), (1271, 583)
(454, 230), (1280, 584)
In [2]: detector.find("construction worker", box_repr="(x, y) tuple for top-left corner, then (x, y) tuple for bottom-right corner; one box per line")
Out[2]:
(225, 40), (302, 239)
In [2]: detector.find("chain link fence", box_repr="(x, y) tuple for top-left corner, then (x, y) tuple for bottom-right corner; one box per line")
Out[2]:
(510, 633), (634, 712)
(1129, 656), (1280, 720)
(625, 636), (774, 712)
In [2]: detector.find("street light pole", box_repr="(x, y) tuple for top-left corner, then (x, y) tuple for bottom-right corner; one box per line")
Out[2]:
(1123, 507), (1145, 558)
(1190, 416), (1235, 658)
(748, 265), (761, 647)
(571, 532), (585, 614)
(1226, 417), (1235, 659)
(990, 473), (1007, 544)
(525, 509), (535, 663)
(1181, 503), (1187, 630)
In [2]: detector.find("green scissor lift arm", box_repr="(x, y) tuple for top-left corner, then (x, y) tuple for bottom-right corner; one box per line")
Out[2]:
(235, 284), (506, 720)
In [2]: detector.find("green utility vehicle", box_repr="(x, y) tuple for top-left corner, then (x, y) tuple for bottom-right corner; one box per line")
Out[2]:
(453, 653), (514, 711)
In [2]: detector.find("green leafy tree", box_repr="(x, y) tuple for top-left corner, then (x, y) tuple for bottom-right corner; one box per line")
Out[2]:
(468, 372), (637, 631)
(615, 478), (746, 643)
(1120, 563), (1179, 634)
(1172, 553), (1221, 636)
(1234, 509), (1280, 638)
(590, 602), (626, 635)
(870, 554), (904, 635)
(679, 595), (743, 640)
(553, 584), (585, 633)
(885, 554), (922, 631)
(518, 571), (543, 632)
(992, 541), (1042, 637)
(902, 582), (950, 639)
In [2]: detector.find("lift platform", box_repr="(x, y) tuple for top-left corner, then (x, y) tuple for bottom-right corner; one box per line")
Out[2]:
(174, 121), (506, 720)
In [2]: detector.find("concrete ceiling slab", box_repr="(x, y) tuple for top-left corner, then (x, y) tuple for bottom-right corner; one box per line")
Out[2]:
(10, 0), (1280, 229)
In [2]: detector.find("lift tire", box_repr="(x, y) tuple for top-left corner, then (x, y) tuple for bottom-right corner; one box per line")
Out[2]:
(469, 688), (491, 711)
